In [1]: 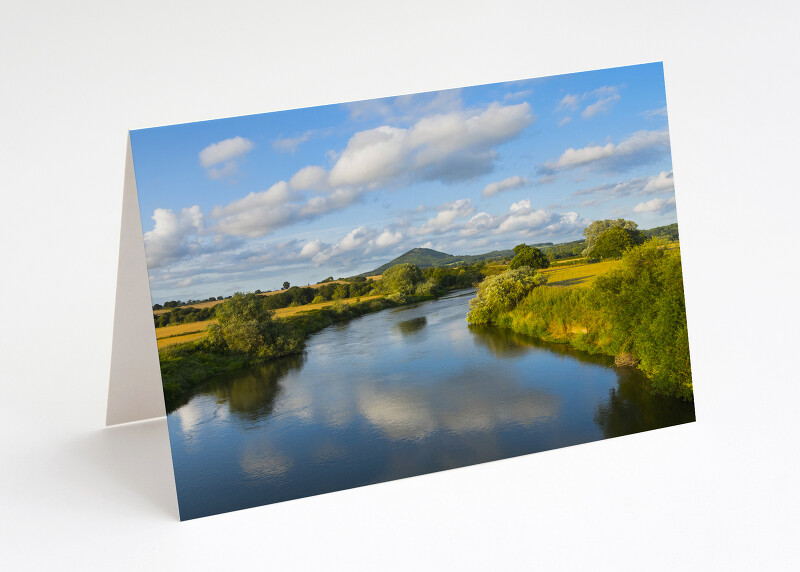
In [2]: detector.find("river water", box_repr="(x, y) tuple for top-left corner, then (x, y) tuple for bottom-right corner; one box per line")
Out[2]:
(167, 289), (695, 520)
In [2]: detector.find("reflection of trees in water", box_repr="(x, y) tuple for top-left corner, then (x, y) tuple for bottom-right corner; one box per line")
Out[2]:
(468, 324), (611, 367)
(394, 316), (427, 336)
(594, 367), (696, 438)
(204, 353), (306, 422)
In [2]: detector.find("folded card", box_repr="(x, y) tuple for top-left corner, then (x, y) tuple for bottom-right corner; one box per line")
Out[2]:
(110, 61), (695, 520)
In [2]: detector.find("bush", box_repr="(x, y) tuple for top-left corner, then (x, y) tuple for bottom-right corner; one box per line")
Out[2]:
(467, 267), (547, 325)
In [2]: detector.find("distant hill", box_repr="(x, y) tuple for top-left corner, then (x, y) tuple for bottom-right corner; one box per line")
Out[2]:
(357, 247), (517, 276)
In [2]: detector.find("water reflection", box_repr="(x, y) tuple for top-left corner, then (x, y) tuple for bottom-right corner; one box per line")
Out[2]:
(203, 353), (305, 422)
(168, 289), (695, 520)
(394, 316), (427, 336)
(595, 367), (695, 437)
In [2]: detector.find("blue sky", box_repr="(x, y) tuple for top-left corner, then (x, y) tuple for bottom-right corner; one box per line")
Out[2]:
(131, 62), (677, 303)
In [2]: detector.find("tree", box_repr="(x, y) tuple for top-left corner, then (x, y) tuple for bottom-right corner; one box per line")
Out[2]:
(509, 244), (550, 270)
(207, 292), (302, 358)
(377, 263), (423, 295)
(282, 281), (290, 290)
(582, 219), (640, 256)
(589, 227), (643, 259)
(467, 267), (547, 324)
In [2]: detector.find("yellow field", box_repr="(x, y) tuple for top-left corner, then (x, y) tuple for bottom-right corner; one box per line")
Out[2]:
(540, 259), (622, 288)
(155, 294), (385, 348)
(153, 279), (356, 314)
(157, 331), (207, 348)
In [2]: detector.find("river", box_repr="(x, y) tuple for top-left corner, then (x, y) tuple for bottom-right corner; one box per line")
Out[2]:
(167, 289), (695, 520)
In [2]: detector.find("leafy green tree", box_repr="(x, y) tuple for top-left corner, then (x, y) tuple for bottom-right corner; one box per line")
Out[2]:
(467, 267), (547, 324)
(591, 240), (692, 399)
(332, 283), (350, 300)
(589, 227), (642, 258)
(282, 281), (290, 290)
(207, 292), (302, 358)
(377, 263), (423, 295)
(509, 244), (550, 270)
(582, 219), (640, 256)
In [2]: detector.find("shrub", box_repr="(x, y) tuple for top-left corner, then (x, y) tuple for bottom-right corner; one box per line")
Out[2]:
(467, 267), (547, 325)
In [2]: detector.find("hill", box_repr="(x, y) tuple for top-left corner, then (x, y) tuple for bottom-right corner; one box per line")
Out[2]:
(357, 247), (517, 276)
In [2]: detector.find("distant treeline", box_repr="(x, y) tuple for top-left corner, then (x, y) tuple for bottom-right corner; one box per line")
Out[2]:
(642, 223), (679, 241)
(154, 296), (225, 310)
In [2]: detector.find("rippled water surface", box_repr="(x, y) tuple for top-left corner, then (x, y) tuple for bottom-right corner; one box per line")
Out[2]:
(168, 289), (695, 519)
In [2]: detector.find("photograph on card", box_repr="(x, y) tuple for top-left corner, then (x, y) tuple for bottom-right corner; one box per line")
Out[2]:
(130, 61), (695, 520)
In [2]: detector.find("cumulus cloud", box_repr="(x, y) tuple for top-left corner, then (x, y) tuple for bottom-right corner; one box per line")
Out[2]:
(459, 199), (585, 239)
(540, 130), (671, 174)
(496, 200), (554, 234)
(143, 205), (243, 269)
(310, 225), (406, 265)
(411, 199), (475, 236)
(289, 165), (328, 191)
(558, 116), (572, 127)
(199, 136), (254, 179)
(375, 229), (403, 248)
(633, 196), (676, 214)
(299, 239), (323, 258)
(328, 101), (534, 189)
(481, 175), (528, 197)
(574, 170), (674, 199)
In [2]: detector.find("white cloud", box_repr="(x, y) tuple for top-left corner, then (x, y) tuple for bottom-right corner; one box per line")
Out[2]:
(558, 116), (572, 127)
(310, 224), (406, 265)
(210, 181), (297, 237)
(143, 206), (204, 268)
(504, 89), (533, 101)
(346, 90), (463, 123)
(459, 211), (500, 237)
(582, 94), (621, 118)
(328, 102), (534, 189)
(411, 199), (475, 236)
(558, 94), (579, 110)
(496, 200), (553, 233)
(574, 170), (674, 199)
(481, 175), (528, 197)
(272, 131), (312, 153)
(375, 229), (403, 248)
(633, 196), (676, 214)
(289, 165), (328, 191)
(299, 239), (323, 258)
(198, 136), (254, 179)
(641, 106), (668, 119)
(540, 130), (671, 174)
(458, 199), (586, 239)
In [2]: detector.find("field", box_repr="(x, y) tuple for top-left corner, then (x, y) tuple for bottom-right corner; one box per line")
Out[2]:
(156, 294), (384, 348)
(153, 279), (353, 314)
(155, 247), (675, 348)
(540, 259), (622, 287)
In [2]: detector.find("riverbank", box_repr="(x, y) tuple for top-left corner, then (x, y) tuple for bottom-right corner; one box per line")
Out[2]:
(468, 241), (693, 400)
(159, 294), (435, 412)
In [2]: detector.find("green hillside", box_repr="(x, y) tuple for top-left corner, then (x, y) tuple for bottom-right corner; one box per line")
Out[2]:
(358, 247), (515, 276)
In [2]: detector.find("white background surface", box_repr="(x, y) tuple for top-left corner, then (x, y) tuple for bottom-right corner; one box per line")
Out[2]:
(1, 1), (798, 569)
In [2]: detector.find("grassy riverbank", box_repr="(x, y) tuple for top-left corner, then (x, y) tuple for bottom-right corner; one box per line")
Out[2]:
(468, 240), (692, 400)
(159, 294), (437, 412)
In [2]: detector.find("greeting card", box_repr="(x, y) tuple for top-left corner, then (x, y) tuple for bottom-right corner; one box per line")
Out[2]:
(109, 62), (695, 520)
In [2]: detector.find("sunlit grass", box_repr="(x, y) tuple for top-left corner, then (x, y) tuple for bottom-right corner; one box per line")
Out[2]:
(540, 259), (622, 287)
(155, 295), (386, 347)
